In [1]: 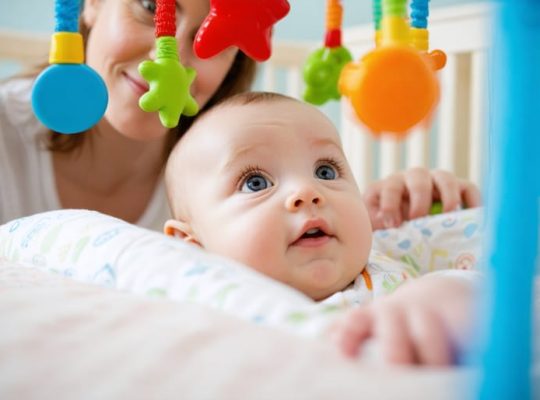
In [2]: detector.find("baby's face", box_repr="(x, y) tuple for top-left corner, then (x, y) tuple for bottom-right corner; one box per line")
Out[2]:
(168, 99), (372, 300)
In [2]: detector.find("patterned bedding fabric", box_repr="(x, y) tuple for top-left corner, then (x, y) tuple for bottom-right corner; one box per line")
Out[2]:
(2, 209), (540, 398)
(0, 208), (483, 338)
(0, 259), (472, 399)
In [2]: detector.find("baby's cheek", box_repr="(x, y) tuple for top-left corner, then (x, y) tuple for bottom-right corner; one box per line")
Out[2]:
(209, 222), (257, 263)
(347, 203), (373, 258)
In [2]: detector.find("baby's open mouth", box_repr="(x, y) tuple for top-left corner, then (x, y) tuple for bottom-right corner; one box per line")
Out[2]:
(301, 228), (327, 239)
(292, 226), (333, 247)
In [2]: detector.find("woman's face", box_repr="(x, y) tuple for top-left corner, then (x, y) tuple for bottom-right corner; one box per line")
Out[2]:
(82, 0), (238, 141)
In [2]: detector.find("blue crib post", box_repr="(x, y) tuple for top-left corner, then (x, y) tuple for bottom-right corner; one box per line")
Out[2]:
(479, 0), (540, 399)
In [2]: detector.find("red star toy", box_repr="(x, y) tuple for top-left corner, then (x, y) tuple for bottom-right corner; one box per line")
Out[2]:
(194, 0), (290, 62)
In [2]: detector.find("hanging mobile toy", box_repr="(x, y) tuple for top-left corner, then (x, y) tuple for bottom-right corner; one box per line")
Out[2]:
(339, 0), (446, 136)
(194, 0), (291, 62)
(32, 0), (108, 134)
(303, 0), (352, 106)
(138, 0), (198, 128)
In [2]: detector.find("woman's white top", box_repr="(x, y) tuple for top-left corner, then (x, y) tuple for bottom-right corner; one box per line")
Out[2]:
(0, 78), (170, 231)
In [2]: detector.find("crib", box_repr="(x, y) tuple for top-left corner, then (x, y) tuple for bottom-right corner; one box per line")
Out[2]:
(0, 3), (491, 191)
(0, 3), (538, 399)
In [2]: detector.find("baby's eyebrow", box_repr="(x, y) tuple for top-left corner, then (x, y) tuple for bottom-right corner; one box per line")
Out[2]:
(310, 137), (346, 156)
(220, 143), (264, 172)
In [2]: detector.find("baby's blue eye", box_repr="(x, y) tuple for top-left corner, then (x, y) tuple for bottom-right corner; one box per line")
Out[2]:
(315, 164), (337, 180)
(241, 174), (272, 192)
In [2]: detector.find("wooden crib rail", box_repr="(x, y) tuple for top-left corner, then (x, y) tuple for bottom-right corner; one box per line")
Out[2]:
(0, 29), (49, 68)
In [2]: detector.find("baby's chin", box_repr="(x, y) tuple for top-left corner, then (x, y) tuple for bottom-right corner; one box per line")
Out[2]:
(294, 260), (365, 301)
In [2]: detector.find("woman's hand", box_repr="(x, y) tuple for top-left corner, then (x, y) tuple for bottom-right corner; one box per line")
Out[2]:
(332, 274), (477, 366)
(363, 168), (481, 230)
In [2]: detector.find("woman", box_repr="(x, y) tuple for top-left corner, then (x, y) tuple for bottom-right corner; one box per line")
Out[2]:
(0, 0), (480, 231)
(0, 0), (256, 230)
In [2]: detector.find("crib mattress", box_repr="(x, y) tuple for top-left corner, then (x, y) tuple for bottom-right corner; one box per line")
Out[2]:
(0, 258), (475, 400)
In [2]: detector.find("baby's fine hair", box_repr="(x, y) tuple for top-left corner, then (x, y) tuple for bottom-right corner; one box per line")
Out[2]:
(194, 91), (297, 125)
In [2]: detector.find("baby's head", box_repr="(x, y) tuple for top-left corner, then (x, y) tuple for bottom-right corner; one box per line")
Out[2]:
(164, 92), (372, 300)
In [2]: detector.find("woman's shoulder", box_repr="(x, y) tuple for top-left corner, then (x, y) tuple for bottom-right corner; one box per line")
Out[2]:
(0, 77), (44, 139)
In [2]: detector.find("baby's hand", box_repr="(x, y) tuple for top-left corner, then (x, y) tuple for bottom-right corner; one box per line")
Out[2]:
(363, 167), (481, 230)
(332, 274), (476, 366)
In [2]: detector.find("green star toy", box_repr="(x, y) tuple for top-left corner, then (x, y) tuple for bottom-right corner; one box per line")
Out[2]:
(139, 36), (199, 128)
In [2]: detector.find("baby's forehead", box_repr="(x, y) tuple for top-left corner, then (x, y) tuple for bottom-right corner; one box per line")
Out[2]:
(199, 99), (338, 140)
(174, 100), (343, 176)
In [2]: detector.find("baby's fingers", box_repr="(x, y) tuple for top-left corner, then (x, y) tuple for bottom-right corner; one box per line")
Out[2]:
(335, 307), (374, 357)
(408, 307), (453, 366)
(377, 304), (416, 364)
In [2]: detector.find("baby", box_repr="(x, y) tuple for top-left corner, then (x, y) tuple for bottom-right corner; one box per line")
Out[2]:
(164, 92), (479, 365)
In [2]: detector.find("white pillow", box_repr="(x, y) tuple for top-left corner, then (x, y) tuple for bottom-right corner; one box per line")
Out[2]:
(0, 209), (345, 337)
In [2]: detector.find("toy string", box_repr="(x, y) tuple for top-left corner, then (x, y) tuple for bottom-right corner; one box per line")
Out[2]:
(154, 0), (179, 60)
(383, 0), (407, 18)
(55, 0), (79, 33)
(410, 0), (429, 29)
(373, 0), (382, 31)
(155, 0), (176, 38)
(325, 0), (344, 47)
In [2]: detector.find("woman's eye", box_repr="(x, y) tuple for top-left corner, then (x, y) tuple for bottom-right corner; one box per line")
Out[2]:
(139, 0), (156, 14)
(315, 164), (337, 180)
(241, 174), (272, 193)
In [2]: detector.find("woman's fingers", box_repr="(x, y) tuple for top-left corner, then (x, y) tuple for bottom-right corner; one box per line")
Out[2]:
(363, 182), (385, 230)
(459, 179), (482, 208)
(377, 174), (406, 228)
(431, 169), (461, 213)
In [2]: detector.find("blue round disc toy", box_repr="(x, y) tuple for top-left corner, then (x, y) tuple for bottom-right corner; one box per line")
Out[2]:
(32, 63), (108, 134)
(32, 0), (108, 134)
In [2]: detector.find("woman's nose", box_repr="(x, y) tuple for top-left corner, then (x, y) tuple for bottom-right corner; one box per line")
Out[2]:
(285, 185), (325, 211)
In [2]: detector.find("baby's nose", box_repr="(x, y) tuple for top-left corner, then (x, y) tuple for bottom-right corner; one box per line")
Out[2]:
(285, 186), (325, 211)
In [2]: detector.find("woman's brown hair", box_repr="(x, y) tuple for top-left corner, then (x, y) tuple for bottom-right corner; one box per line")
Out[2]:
(23, 5), (257, 156)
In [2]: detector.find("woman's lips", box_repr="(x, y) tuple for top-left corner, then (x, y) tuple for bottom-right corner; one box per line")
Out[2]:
(123, 72), (149, 96)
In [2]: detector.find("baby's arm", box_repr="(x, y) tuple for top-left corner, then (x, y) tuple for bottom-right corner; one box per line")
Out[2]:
(332, 272), (479, 365)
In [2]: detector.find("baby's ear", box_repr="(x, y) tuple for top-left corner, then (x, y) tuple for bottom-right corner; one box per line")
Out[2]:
(164, 219), (201, 247)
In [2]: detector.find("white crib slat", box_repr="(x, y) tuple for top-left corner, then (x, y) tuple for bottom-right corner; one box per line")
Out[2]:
(343, 122), (373, 191)
(262, 64), (276, 91)
(437, 54), (458, 172)
(379, 134), (401, 179)
(468, 50), (486, 185)
(341, 103), (373, 190)
(286, 67), (301, 99)
(405, 127), (429, 169)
